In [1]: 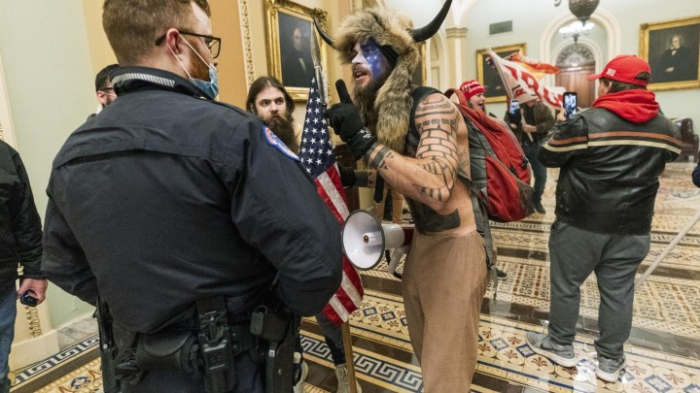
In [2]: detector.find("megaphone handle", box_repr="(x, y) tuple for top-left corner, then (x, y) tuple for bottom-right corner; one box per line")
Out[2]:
(374, 176), (385, 203)
(388, 245), (410, 277)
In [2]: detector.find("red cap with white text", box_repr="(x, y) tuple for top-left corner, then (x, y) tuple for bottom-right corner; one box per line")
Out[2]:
(587, 55), (651, 86)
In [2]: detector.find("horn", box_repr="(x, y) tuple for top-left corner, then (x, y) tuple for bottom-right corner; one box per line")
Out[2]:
(313, 15), (335, 48)
(409, 0), (452, 43)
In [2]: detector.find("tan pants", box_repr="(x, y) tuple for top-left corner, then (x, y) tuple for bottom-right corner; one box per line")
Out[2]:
(402, 230), (488, 392)
(373, 186), (405, 222)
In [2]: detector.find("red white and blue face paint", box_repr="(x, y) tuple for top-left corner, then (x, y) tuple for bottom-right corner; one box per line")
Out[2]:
(351, 38), (387, 88)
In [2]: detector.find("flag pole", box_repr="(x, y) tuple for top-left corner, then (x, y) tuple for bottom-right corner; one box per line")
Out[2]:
(341, 321), (359, 393)
(491, 49), (533, 142)
(635, 209), (700, 289)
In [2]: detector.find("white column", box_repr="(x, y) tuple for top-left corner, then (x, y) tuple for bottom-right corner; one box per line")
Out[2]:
(445, 27), (468, 88)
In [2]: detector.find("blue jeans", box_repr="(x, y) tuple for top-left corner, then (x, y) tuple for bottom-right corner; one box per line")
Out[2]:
(0, 281), (16, 393)
(523, 142), (546, 204)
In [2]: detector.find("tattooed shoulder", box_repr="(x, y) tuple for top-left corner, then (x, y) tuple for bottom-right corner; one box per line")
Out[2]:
(414, 94), (459, 135)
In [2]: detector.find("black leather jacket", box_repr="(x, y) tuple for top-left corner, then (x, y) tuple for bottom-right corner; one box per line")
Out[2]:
(0, 140), (43, 284)
(539, 107), (680, 235)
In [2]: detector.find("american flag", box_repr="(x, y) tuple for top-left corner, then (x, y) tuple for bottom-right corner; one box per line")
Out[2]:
(299, 77), (364, 326)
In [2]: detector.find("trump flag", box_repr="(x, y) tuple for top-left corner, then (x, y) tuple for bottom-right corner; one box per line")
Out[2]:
(299, 76), (364, 326)
(489, 49), (564, 109)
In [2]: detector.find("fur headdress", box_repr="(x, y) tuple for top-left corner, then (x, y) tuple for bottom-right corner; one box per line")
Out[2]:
(315, 1), (452, 153)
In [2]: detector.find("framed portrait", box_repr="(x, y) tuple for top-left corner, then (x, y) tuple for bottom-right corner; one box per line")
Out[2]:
(640, 16), (700, 91)
(265, 0), (328, 101)
(476, 43), (527, 103)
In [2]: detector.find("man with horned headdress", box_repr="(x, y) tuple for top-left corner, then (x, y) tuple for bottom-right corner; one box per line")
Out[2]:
(316, 1), (491, 390)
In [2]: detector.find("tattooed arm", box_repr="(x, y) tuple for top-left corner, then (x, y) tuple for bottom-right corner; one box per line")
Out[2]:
(364, 93), (462, 212)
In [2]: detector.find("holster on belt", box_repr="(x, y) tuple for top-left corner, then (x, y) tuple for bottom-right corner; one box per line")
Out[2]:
(197, 296), (237, 393)
(250, 305), (295, 393)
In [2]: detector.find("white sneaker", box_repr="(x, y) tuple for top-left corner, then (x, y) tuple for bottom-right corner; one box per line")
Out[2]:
(293, 360), (309, 393)
(335, 363), (362, 393)
(596, 355), (626, 382)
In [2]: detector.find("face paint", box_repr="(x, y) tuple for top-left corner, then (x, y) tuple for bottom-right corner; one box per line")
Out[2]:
(360, 39), (386, 80)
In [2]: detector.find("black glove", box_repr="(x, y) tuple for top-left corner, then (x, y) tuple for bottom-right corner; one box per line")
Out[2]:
(337, 165), (357, 188)
(325, 80), (377, 159)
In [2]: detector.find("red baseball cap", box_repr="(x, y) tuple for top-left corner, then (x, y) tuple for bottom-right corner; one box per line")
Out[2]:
(587, 55), (651, 86)
(460, 79), (486, 99)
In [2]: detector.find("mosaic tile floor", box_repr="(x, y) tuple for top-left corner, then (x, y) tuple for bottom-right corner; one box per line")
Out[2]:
(11, 163), (700, 392)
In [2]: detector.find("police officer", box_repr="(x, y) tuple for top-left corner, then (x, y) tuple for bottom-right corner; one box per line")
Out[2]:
(41, 1), (342, 392)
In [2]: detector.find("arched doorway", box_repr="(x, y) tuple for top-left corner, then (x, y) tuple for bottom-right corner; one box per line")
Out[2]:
(556, 44), (596, 108)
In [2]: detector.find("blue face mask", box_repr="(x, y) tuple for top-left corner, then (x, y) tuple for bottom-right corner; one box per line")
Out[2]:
(171, 36), (219, 100)
(190, 65), (218, 100)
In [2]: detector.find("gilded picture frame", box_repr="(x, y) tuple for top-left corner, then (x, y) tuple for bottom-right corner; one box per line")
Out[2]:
(640, 16), (700, 91)
(265, 0), (328, 101)
(476, 43), (527, 103)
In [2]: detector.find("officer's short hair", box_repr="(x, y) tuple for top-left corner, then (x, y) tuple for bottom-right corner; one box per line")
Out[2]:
(103, 0), (211, 65)
(246, 77), (295, 115)
(95, 64), (119, 92)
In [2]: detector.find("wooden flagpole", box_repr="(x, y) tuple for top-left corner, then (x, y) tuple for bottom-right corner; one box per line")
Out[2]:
(341, 321), (359, 393)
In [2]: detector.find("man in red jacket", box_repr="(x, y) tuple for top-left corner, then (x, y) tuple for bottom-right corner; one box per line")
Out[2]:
(527, 55), (681, 382)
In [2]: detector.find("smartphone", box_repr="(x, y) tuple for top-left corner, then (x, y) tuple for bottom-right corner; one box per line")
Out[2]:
(18, 277), (38, 307)
(563, 92), (578, 119)
(509, 99), (520, 115)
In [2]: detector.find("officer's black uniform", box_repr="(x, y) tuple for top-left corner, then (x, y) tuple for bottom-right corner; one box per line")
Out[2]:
(41, 67), (343, 392)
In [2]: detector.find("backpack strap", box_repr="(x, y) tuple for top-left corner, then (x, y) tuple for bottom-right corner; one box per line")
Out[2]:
(462, 176), (500, 299)
(444, 88), (469, 108)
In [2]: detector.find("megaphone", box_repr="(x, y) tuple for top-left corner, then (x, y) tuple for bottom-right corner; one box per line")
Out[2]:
(342, 210), (414, 278)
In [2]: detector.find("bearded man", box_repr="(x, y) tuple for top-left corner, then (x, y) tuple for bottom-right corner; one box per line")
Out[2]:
(317, 1), (491, 390)
(245, 76), (363, 393)
(246, 76), (301, 152)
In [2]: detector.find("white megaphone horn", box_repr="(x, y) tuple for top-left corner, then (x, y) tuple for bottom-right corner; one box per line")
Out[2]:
(342, 210), (414, 278)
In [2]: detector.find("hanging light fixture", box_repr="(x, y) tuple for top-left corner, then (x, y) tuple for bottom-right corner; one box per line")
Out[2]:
(559, 20), (595, 44)
(555, 0), (600, 44)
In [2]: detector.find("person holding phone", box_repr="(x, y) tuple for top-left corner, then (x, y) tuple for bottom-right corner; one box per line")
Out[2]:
(529, 55), (681, 382)
(0, 140), (46, 393)
(504, 96), (554, 214)
(563, 92), (578, 119)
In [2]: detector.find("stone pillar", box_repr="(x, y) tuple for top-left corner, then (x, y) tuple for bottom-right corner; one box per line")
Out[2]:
(445, 27), (468, 88)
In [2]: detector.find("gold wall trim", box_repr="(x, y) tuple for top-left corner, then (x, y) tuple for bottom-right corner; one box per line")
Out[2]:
(23, 306), (43, 338)
(239, 0), (255, 90)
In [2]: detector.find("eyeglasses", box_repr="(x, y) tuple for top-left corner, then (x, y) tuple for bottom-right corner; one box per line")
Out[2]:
(98, 88), (117, 98)
(155, 30), (222, 59)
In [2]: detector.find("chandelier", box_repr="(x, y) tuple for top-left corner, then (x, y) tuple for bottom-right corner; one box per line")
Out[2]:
(555, 0), (600, 44)
(559, 20), (595, 44)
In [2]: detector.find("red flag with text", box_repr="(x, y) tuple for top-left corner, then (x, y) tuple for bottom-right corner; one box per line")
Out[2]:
(505, 52), (560, 80)
(489, 49), (564, 109)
